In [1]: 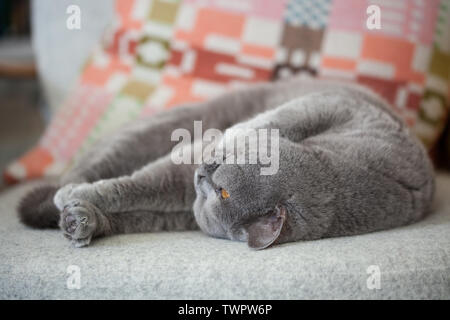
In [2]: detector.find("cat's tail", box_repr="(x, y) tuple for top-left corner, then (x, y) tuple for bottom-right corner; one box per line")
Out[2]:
(18, 184), (60, 228)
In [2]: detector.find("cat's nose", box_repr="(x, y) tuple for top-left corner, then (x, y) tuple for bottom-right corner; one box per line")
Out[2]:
(203, 162), (220, 175)
(194, 169), (210, 197)
(194, 168), (207, 187)
(195, 163), (220, 188)
(196, 165), (208, 180)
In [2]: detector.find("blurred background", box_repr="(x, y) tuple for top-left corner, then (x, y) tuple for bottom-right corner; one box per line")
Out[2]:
(0, 0), (114, 188)
(0, 0), (41, 181)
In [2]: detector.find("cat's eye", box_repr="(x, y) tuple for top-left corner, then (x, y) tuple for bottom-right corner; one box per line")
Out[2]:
(217, 188), (230, 199)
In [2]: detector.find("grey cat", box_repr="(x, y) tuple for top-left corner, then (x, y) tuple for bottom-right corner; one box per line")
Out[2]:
(18, 77), (435, 249)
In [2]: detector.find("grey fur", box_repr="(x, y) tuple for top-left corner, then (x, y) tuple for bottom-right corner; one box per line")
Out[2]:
(18, 77), (435, 249)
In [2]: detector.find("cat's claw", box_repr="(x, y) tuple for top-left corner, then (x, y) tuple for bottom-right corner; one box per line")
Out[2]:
(59, 199), (99, 248)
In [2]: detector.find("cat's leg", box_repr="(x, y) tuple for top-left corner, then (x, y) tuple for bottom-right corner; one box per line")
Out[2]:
(58, 204), (198, 247)
(53, 153), (199, 247)
(18, 92), (248, 228)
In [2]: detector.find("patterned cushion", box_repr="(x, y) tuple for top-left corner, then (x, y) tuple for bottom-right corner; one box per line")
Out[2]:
(4, 0), (450, 184)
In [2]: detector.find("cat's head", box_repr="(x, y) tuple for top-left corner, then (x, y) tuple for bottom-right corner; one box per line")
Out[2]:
(193, 158), (291, 250)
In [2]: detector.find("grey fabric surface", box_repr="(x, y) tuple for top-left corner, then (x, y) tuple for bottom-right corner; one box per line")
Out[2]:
(1, 174), (449, 299)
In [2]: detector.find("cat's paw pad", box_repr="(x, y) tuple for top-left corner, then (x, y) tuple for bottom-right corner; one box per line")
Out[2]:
(59, 199), (99, 248)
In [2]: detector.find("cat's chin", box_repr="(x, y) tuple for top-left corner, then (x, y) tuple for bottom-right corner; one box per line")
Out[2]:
(192, 196), (207, 229)
(192, 196), (230, 240)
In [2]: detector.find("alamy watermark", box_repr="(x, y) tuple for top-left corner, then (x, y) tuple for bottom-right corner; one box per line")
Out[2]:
(366, 265), (381, 290)
(66, 265), (81, 290)
(66, 5), (81, 30)
(170, 121), (280, 176)
(366, 5), (381, 30)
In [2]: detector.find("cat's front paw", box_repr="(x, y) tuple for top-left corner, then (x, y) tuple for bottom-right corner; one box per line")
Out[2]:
(54, 183), (93, 211)
(59, 199), (100, 248)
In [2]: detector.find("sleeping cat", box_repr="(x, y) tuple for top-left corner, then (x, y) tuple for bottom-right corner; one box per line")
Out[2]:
(18, 77), (435, 249)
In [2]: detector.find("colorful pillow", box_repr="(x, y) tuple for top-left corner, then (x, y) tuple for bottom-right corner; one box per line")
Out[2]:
(5, 0), (450, 184)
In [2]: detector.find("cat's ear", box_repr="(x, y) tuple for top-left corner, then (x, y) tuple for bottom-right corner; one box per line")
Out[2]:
(245, 205), (286, 250)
